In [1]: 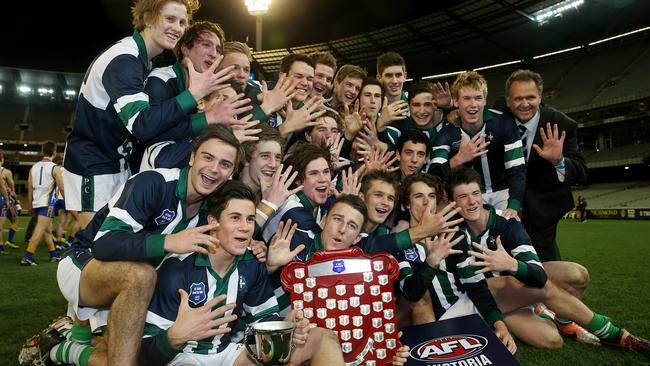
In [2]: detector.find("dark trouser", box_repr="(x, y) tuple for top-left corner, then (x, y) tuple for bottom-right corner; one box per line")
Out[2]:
(523, 219), (561, 262)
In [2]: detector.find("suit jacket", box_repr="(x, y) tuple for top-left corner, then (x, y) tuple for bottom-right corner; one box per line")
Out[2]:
(507, 105), (587, 228)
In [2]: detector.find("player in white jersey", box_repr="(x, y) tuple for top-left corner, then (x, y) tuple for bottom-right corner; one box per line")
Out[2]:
(21, 141), (64, 265)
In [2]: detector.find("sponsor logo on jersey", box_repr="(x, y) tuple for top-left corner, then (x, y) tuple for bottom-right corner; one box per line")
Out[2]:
(188, 282), (207, 306)
(155, 208), (176, 226)
(411, 335), (488, 362)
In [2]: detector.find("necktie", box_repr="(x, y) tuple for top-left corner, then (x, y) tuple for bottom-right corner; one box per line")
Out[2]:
(518, 124), (528, 160)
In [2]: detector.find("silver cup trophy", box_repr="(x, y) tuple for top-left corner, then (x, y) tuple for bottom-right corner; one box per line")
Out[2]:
(244, 321), (295, 365)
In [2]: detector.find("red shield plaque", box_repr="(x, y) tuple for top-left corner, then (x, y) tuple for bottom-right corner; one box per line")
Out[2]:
(281, 247), (402, 365)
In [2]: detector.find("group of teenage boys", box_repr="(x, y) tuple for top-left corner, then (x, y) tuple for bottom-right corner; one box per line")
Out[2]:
(18, 0), (648, 365)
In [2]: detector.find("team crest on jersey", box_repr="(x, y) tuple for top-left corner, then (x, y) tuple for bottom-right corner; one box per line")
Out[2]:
(332, 260), (345, 273)
(404, 247), (419, 261)
(155, 209), (176, 226)
(267, 114), (279, 128)
(239, 276), (247, 291)
(452, 140), (462, 150)
(188, 282), (206, 305)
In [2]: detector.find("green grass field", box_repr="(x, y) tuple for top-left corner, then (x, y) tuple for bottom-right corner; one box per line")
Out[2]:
(1, 217), (649, 365)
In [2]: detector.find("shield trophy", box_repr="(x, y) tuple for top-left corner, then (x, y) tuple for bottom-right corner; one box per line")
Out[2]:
(244, 321), (296, 365)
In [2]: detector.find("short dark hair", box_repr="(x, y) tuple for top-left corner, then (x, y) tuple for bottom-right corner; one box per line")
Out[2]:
(174, 20), (225, 60)
(192, 125), (245, 175)
(505, 69), (544, 99)
(279, 54), (315, 74)
(242, 123), (285, 162)
(310, 51), (337, 72)
(407, 81), (434, 103)
(283, 142), (331, 184)
(331, 194), (368, 230)
(304, 110), (343, 137)
(402, 173), (442, 204)
(377, 51), (405, 76)
(397, 129), (431, 157)
(207, 180), (256, 219)
(360, 170), (398, 198)
(42, 141), (56, 157)
(361, 77), (384, 98)
(445, 167), (482, 200)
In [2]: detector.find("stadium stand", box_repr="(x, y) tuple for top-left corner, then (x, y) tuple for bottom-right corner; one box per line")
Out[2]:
(584, 143), (650, 168)
(575, 181), (650, 208)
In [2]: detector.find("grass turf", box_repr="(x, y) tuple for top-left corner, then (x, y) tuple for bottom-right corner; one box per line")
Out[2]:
(0, 217), (649, 365)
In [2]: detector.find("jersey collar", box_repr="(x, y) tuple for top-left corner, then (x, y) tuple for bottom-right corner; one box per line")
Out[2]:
(132, 30), (150, 72)
(172, 61), (187, 92)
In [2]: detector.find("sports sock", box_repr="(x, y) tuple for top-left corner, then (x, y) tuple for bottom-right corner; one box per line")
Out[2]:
(8, 227), (16, 242)
(555, 317), (573, 326)
(70, 323), (92, 344)
(585, 313), (621, 342)
(24, 250), (34, 261)
(50, 340), (94, 366)
(46, 241), (57, 257)
(534, 303), (556, 321)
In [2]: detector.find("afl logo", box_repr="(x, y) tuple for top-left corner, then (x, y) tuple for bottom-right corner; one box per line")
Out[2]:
(411, 335), (487, 361)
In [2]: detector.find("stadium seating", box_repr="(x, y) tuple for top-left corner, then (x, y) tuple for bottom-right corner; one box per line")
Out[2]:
(575, 181), (650, 208)
(584, 143), (650, 168)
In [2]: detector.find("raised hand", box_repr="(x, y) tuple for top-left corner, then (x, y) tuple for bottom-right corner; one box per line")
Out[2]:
(164, 222), (220, 255)
(232, 115), (262, 143)
(325, 132), (351, 170)
(451, 132), (490, 167)
(203, 92), (253, 127)
(341, 100), (367, 140)
(167, 291), (238, 348)
(362, 146), (399, 174)
(249, 240), (267, 263)
(533, 122), (565, 165)
(424, 231), (464, 268)
(339, 167), (361, 196)
(279, 97), (326, 137)
(261, 164), (302, 209)
(352, 136), (373, 160)
(260, 73), (296, 116)
(357, 118), (382, 148)
(185, 57), (235, 101)
(376, 97), (409, 131)
(432, 81), (452, 108)
(410, 201), (463, 243)
(266, 220), (305, 273)
(468, 236), (518, 274)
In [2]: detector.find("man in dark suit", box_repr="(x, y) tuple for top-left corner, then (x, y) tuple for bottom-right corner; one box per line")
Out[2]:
(503, 70), (587, 262)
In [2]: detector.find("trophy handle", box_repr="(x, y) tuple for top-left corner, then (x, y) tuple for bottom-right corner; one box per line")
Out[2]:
(244, 325), (263, 365)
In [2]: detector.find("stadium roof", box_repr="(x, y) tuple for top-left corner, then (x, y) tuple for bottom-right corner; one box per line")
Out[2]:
(2, 0), (649, 95)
